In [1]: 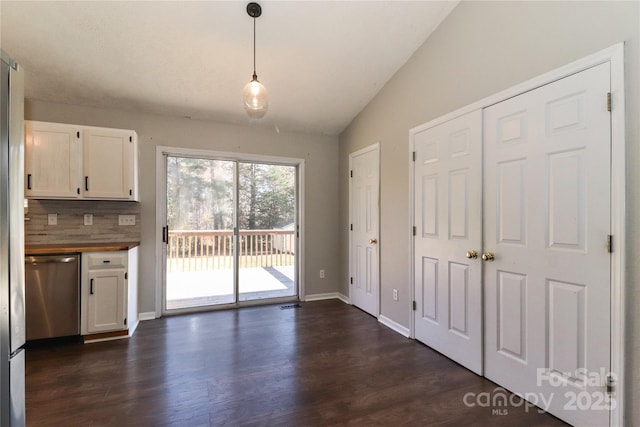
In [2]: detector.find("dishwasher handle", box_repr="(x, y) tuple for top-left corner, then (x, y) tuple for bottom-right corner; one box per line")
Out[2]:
(25, 256), (78, 265)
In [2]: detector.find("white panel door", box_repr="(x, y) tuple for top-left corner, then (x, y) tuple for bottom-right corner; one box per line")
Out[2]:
(413, 110), (483, 375)
(83, 127), (134, 199)
(24, 121), (81, 198)
(350, 145), (379, 317)
(484, 63), (611, 426)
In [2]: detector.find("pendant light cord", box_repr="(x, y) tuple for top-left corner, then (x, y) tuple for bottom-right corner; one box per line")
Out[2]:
(252, 17), (257, 79)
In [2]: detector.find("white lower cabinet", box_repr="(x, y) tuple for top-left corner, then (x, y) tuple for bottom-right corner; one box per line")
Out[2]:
(81, 248), (138, 336)
(87, 268), (125, 333)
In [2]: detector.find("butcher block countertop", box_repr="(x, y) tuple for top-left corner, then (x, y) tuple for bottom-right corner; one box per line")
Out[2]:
(25, 241), (140, 255)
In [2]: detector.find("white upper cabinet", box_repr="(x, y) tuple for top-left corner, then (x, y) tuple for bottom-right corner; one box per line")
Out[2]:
(25, 121), (82, 198)
(24, 121), (138, 201)
(83, 127), (135, 200)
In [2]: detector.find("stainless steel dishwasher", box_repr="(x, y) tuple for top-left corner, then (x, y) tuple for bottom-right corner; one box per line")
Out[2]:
(25, 254), (80, 340)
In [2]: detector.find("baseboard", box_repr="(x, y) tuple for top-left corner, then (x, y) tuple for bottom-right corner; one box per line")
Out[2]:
(337, 293), (350, 304)
(378, 315), (410, 338)
(83, 330), (129, 344)
(305, 292), (343, 302)
(138, 312), (156, 321)
(128, 319), (139, 337)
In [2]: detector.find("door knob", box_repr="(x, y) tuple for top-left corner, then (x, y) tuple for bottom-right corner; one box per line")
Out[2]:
(369, 238), (378, 244)
(466, 250), (478, 259)
(482, 252), (495, 261)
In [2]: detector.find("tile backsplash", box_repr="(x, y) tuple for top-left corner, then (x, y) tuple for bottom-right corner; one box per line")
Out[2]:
(25, 199), (141, 245)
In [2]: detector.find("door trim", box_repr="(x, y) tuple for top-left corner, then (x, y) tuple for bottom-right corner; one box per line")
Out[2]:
(348, 142), (381, 315)
(409, 43), (625, 426)
(155, 146), (306, 316)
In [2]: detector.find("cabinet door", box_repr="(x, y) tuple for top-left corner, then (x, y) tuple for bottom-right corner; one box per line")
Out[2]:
(87, 269), (126, 333)
(83, 128), (135, 199)
(25, 121), (81, 198)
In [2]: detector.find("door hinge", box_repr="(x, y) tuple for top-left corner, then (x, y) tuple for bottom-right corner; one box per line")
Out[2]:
(125, 272), (128, 280)
(607, 235), (613, 253)
(350, 170), (353, 178)
(350, 277), (353, 285)
(412, 300), (416, 311)
(607, 92), (612, 112)
(350, 224), (353, 231)
(606, 374), (615, 394)
(412, 226), (416, 236)
(412, 151), (416, 162)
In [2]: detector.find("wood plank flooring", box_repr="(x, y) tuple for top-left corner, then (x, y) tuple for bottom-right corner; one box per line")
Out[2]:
(25, 300), (567, 426)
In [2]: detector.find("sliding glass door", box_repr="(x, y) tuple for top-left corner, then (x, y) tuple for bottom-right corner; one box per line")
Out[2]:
(165, 157), (235, 310)
(163, 154), (298, 312)
(238, 163), (297, 301)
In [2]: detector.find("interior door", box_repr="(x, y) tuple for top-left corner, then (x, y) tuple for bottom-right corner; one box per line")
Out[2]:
(413, 110), (483, 375)
(349, 144), (380, 317)
(483, 63), (611, 426)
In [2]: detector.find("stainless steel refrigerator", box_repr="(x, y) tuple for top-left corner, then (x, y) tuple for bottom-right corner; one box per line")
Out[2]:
(0, 50), (26, 426)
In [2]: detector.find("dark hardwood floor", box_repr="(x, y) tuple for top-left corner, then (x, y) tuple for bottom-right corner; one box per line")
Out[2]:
(26, 300), (566, 426)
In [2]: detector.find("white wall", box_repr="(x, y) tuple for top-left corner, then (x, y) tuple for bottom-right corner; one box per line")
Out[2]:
(25, 100), (340, 314)
(338, 1), (640, 424)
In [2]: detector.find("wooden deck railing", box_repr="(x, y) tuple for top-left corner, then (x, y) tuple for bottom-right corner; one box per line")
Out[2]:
(167, 229), (295, 272)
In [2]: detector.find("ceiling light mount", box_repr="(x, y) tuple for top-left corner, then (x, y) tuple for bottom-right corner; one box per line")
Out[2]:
(243, 2), (268, 118)
(246, 2), (261, 19)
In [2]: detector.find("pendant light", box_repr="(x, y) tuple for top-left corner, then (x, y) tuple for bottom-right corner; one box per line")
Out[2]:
(243, 2), (268, 118)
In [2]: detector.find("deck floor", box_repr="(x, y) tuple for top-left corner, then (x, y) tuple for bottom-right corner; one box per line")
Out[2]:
(166, 265), (296, 309)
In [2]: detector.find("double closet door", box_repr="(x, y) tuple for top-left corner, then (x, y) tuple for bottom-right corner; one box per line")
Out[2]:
(413, 63), (612, 427)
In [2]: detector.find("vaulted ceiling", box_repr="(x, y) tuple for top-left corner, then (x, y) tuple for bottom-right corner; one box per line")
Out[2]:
(0, 1), (457, 136)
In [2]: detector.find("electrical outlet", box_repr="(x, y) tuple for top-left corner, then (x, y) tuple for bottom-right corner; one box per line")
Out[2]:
(47, 213), (57, 225)
(84, 214), (93, 226)
(393, 289), (399, 301)
(319, 269), (325, 279)
(118, 215), (136, 226)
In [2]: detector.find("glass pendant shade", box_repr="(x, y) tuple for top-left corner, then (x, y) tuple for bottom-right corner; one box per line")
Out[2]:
(243, 76), (268, 118)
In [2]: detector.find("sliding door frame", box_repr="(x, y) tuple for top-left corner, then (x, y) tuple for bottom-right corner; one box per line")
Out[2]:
(155, 146), (305, 316)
